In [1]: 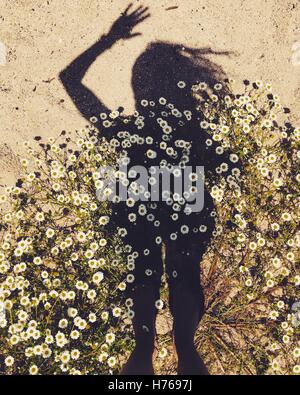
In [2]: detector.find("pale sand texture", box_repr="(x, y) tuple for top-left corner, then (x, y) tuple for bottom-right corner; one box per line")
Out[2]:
(0, 0), (300, 186)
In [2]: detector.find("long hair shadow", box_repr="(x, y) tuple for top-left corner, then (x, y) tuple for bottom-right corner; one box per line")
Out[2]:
(132, 41), (230, 109)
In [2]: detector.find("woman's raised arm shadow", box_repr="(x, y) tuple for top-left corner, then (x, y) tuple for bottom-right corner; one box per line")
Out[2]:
(59, 3), (150, 138)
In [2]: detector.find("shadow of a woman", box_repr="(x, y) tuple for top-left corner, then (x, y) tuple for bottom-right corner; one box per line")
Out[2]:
(59, 4), (236, 375)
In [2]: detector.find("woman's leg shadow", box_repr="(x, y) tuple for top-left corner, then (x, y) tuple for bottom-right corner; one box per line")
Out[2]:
(120, 235), (163, 375)
(166, 237), (210, 375)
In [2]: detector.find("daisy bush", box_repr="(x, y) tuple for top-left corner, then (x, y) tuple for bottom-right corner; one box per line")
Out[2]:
(153, 81), (299, 375)
(191, 80), (300, 375)
(0, 128), (134, 375)
(0, 79), (299, 376)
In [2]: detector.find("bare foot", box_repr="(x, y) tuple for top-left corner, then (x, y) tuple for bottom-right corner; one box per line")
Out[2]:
(177, 346), (209, 375)
(120, 347), (154, 375)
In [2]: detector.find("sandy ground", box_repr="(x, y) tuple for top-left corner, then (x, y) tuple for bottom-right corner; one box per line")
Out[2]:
(0, 0), (300, 186)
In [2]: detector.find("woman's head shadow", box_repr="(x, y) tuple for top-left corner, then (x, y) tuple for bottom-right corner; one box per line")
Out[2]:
(131, 41), (231, 113)
(129, 40), (238, 180)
